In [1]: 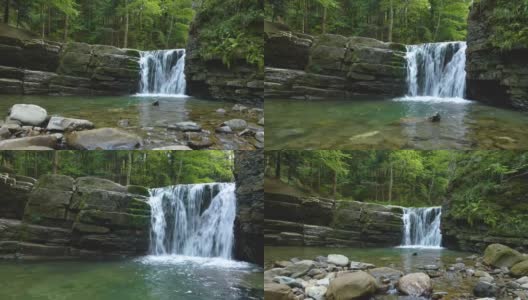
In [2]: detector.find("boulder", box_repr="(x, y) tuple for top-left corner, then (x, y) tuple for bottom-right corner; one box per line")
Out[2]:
(512, 260), (528, 277)
(483, 244), (525, 268)
(168, 122), (202, 132)
(326, 271), (377, 300)
(397, 273), (432, 297)
(35, 174), (75, 191)
(369, 267), (404, 285)
(306, 286), (327, 300)
(8, 104), (48, 126)
(46, 116), (94, 132)
(127, 185), (150, 197)
(0, 135), (58, 150)
(66, 128), (142, 150)
(23, 187), (73, 228)
(264, 283), (294, 300)
(152, 145), (192, 150)
(473, 281), (497, 298)
(223, 119), (248, 131)
(327, 254), (349, 267)
(284, 260), (314, 278)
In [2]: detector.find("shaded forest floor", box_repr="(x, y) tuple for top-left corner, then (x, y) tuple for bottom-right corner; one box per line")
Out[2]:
(264, 177), (314, 198)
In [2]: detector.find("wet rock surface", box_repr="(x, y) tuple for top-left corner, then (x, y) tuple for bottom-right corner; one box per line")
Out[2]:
(265, 22), (407, 100)
(0, 174), (150, 259)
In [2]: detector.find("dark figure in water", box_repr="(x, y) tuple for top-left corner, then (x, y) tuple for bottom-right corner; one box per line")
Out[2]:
(153, 100), (160, 106)
(429, 112), (441, 122)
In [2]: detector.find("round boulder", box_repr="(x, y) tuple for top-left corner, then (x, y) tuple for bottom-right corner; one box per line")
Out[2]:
(483, 244), (525, 268)
(512, 260), (528, 277)
(66, 128), (142, 150)
(327, 254), (350, 267)
(326, 271), (377, 300)
(264, 283), (295, 300)
(397, 272), (432, 297)
(9, 104), (47, 126)
(223, 119), (248, 131)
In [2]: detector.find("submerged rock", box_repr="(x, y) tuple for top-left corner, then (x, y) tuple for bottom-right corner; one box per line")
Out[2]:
(168, 122), (202, 132)
(473, 281), (497, 298)
(349, 131), (380, 141)
(9, 104), (48, 126)
(397, 272), (432, 297)
(326, 271), (377, 300)
(66, 128), (142, 150)
(223, 119), (248, 131)
(152, 145), (192, 150)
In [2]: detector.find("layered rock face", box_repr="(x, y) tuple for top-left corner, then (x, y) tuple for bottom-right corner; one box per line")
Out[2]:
(265, 21), (407, 100)
(466, 0), (528, 110)
(265, 191), (404, 247)
(0, 174), (150, 259)
(0, 172), (35, 219)
(185, 19), (263, 106)
(234, 150), (264, 266)
(0, 34), (140, 96)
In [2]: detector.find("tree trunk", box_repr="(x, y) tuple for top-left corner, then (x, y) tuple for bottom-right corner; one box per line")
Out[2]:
(388, 164), (393, 204)
(64, 14), (68, 41)
(175, 159), (183, 184)
(48, 6), (51, 37)
(126, 152), (132, 186)
(275, 151), (281, 179)
(434, 0), (443, 41)
(428, 169), (435, 204)
(52, 152), (59, 174)
(166, 13), (174, 48)
(302, 0), (307, 33)
(322, 6), (327, 34)
(3, 0), (9, 24)
(388, 0), (394, 42)
(41, 5), (45, 40)
(123, 0), (129, 48)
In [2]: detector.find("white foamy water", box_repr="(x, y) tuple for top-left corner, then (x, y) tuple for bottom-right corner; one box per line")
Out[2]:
(399, 207), (443, 249)
(138, 49), (187, 96)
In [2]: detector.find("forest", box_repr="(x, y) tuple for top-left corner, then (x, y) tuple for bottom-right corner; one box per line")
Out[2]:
(0, 150), (234, 187)
(265, 0), (528, 46)
(0, 0), (263, 65)
(265, 150), (528, 233)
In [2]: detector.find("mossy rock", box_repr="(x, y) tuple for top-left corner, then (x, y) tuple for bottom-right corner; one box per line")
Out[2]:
(127, 185), (150, 197)
(388, 43), (407, 52)
(76, 177), (127, 193)
(73, 222), (110, 234)
(511, 260), (528, 277)
(483, 243), (525, 268)
(129, 198), (150, 210)
(35, 174), (74, 191)
(79, 210), (149, 229)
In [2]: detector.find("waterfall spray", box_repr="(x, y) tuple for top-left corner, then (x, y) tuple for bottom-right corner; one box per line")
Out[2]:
(148, 183), (236, 259)
(405, 42), (467, 98)
(400, 207), (442, 248)
(138, 49), (187, 96)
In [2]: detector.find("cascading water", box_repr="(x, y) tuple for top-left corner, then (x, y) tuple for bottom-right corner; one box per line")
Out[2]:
(147, 183), (236, 259)
(400, 207), (442, 248)
(405, 42), (467, 98)
(138, 49), (187, 96)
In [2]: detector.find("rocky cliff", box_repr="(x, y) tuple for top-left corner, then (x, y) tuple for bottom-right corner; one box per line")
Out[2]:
(0, 31), (140, 96)
(465, 0), (528, 110)
(265, 190), (404, 247)
(234, 150), (264, 266)
(185, 9), (263, 106)
(0, 174), (150, 259)
(265, 21), (407, 100)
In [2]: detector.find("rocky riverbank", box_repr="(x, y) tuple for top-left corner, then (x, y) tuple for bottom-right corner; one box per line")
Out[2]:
(265, 243), (528, 300)
(264, 21), (407, 100)
(265, 186), (404, 247)
(0, 29), (140, 96)
(465, 0), (528, 110)
(0, 103), (264, 150)
(0, 173), (151, 259)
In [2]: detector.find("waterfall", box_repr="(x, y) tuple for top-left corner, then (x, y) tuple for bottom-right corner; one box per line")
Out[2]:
(400, 207), (442, 248)
(138, 49), (187, 96)
(147, 183), (236, 259)
(405, 42), (467, 98)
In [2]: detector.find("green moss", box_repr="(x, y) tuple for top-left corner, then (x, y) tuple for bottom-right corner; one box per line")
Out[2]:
(127, 185), (150, 197)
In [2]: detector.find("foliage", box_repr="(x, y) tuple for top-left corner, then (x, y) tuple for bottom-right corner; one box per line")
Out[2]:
(486, 0), (528, 50)
(1, 0), (195, 50)
(0, 151), (234, 188)
(265, 0), (471, 44)
(265, 150), (528, 237)
(197, 0), (264, 69)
